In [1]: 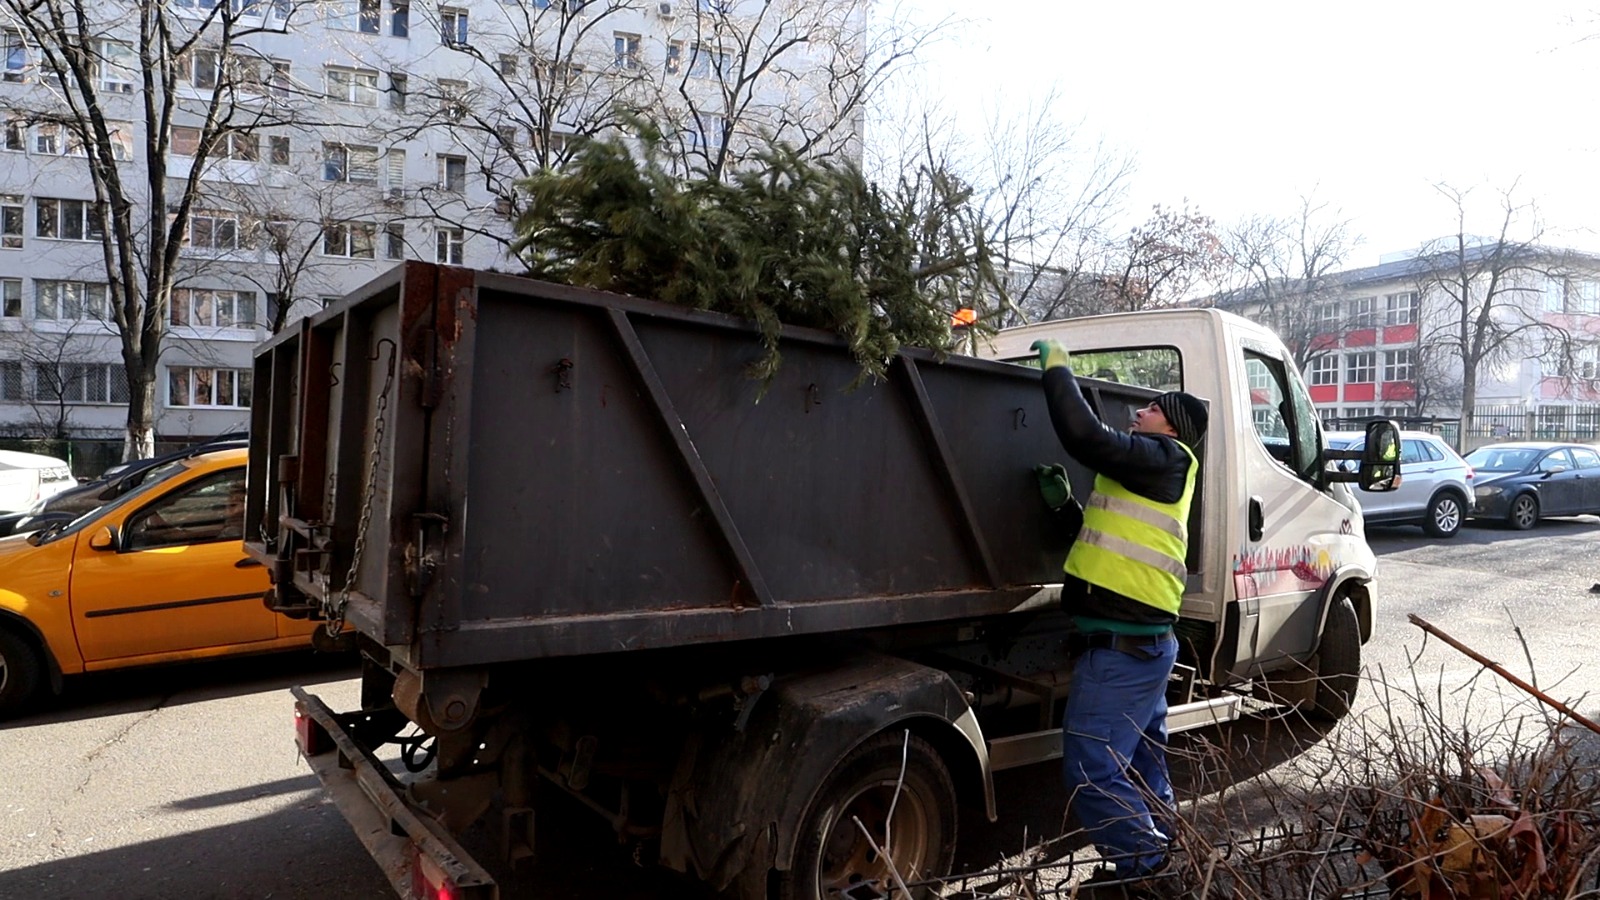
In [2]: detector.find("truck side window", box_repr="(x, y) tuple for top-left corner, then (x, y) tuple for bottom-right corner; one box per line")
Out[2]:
(1243, 350), (1319, 483)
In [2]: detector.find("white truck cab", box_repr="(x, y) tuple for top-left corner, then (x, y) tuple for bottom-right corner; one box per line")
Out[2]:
(0, 449), (76, 514)
(983, 307), (1398, 714)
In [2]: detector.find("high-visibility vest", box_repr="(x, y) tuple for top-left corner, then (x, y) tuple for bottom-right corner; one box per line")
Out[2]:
(1064, 442), (1197, 615)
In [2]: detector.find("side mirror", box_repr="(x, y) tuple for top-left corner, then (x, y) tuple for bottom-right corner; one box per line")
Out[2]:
(1358, 420), (1402, 492)
(88, 525), (119, 551)
(1541, 465), (1568, 476)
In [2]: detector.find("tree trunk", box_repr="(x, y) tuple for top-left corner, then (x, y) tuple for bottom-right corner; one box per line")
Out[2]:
(123, 372), (156, 461)
(1460, 360), (1478, 440)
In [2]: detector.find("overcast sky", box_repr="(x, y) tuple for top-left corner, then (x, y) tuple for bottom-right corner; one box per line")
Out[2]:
(884, 0), (1600, 265)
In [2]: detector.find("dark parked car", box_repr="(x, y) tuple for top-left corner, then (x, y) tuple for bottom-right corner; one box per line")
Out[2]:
(1465, 441), (1600, 529)
(0, 435), (247, 537)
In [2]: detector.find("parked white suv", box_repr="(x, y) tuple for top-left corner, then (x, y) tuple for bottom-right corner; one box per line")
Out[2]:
(1324, 430), (1474, 537)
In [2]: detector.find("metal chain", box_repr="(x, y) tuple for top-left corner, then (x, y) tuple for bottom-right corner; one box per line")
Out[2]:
(327, 338), (397, 636)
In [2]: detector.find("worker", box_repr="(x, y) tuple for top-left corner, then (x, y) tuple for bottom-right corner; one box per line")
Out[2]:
(1030, 338), (1209, 886)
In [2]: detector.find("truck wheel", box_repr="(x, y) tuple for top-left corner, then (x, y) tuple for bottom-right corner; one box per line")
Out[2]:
(777, 732), (957, 900)
(1308, 595), (1360, 722)
(0, 627), (43, 718)
(1508, 493), (1539, 530)
(1422, 492), (1463, 538)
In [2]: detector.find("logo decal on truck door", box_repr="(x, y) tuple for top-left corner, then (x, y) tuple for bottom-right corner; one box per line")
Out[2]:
(1232, 545), (1334, 599)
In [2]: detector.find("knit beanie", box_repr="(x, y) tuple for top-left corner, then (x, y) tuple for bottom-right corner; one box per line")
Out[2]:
(1154, 391), (1209, 448)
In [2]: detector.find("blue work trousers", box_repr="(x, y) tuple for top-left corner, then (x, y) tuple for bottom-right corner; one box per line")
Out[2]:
(1061, 632), (1178, 874)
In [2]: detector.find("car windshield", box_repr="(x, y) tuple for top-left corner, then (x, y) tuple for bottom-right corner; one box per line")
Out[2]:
(30, 457), (203, 545)
(1464, 447), (1538, 472)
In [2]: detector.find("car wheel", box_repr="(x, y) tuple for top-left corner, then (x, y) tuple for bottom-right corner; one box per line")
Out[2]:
(0, 626), (44, 718)
(1508, 493), (1539, 530)
(1422, 492), (1464, 538)
(775, 733), (957, 900)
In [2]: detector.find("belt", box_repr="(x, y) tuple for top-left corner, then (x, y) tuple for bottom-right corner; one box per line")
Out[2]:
(1067, 629), (1173, 660)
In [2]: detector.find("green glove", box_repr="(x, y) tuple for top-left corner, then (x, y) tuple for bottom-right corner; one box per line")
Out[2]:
(1030, 339), (1070, 371)
(1035, 464), (1072, 509)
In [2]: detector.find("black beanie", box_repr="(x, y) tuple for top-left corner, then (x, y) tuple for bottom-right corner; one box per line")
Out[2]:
(1154, 391), (1209, 448)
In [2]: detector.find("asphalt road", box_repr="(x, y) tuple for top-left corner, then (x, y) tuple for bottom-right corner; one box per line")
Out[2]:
(2, 515), (1597, 899)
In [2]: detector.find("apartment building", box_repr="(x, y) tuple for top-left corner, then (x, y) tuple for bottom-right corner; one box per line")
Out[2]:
(1216, 243), (1600, 448)
(0, 0), (868, 452)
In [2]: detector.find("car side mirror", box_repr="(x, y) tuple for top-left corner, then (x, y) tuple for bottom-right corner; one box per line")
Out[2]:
(1358, 420), (1402, 492)
(1541, 465), (1567, 476)
(88, 525), (119, 551)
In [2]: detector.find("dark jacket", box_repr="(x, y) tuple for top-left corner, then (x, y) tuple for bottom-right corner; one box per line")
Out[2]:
(1041, 366), (1195, 626)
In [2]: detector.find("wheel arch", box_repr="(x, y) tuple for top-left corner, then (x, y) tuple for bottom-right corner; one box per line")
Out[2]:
(1320, 566), (1373, 647)
(0, 609), (63, 696)
(658, 653), (989, 899)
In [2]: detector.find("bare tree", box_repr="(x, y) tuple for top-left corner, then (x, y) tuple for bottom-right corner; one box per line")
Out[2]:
(1089, 203), (1230, 314)
(0, 0), (315, 458)
(1220, 195), (1361, 372)
(0, 321), (123, 439)
(1412, 183), (1570, 439)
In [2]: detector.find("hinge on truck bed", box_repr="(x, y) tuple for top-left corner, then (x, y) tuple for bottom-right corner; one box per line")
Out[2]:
(406, 512), (449, 598)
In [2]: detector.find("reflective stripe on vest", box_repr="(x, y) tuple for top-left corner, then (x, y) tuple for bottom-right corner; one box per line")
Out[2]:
(1064, 441), (1197, 616)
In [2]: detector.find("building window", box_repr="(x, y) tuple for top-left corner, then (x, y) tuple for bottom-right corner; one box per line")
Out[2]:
(1544, 277), (1566, 313)
(96, 40), (138, 94)
(386, 147), (406, 191)
(691, 117), (728, 152)
(613, 32), (640, 69)
(33, 123), (87, 157)
(187, 211), (244, 251)
(697, 0), (729, 11)
(390, 0), (409, 36)
(326, 66), (381, 106)
(687, 43), (726, 79)
(439, 8), (468, 44)
(1345, 351), (1375, 384)
(1570, 280), (1600, 315)
(1344, 406), (1374, 420)
(3, 117), (23, 152)
(106, 123), (135, 161)
(438, 154), (466, 192)
(665, 42), (682, 75)
(497, 54), (517, 77)
(37, 363), (128, 404)
(0, 360), (19, 401)
(322, 142), (380, 183)
(168, 366), (251, 408)
(0, 278), (20, 316)
(438, 79), (468, 120)
(322, 220), (377, 258)
(172, 126), (259, 161)
(327, 0), (381, 32)
(182, 48), (220, 89)
(0, 195), (21, 249)
(35, 281), (109, 320)
(269, 135), (291, 165)
(171, 288), (257, 328)
(36, 198), (104, 241)
(384, 223), (405, 259)
(388, 72), (408, 109)
(1383, 348), (1413, 382)
(1347, 296), (1376, 328)
(1309, 355), (1338, 386)
(2, 30), (27, 83)
(435, 227), (463, 264)
(1383, 291), (1416, 326)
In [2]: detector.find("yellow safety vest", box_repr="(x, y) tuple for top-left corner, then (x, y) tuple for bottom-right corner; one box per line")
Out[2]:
(1064, 442), (1197, 615)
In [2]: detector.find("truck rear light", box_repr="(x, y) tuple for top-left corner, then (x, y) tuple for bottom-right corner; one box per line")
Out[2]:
(294, 704), (330, 756)
(411, 851), (462, 900)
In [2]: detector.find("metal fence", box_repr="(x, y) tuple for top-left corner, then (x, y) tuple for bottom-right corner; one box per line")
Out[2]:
(0, 435), (232, 480)
(1469, 403), (1600, 445)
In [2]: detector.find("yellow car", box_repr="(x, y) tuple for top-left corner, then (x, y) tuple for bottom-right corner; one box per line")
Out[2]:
(0, 446), (317, 716)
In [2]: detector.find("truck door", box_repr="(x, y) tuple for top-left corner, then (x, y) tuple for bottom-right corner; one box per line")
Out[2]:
(1226, 343), (1358, 681)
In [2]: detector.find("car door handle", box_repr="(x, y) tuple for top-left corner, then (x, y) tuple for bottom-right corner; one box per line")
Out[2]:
(1248, 495), (1264, 541)
(235, 557), (263, 568)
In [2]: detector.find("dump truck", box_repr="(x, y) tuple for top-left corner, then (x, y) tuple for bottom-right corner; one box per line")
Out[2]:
(247, 261), (1399, 900)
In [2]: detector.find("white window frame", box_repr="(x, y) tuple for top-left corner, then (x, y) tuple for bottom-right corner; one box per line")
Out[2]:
(2, 30), (27, 83)
(170, 288), (257, 328)
(1383, 291), (1416, 326)
(97, 40), (139, 94)
(1309, 354), (1338, 386)
(186, 211), (246, 252)
(435, 226), (463, 264)
(1345, 351), (1375, 385)
(35, 198), (104, 241)
(0, 278), (20, 317)
(35, 280), (110, 320)
(1383, 348), (1414, 383)
(0, 195), (21, 249)
(1347, 296), (1376, 328)
(322, 220), (378, 258)
(322, 142), (380, 183)
(439, 7), (468, 44)
(613, 32), (640, 70)
(438, 154), (466, 192)
(326, 66), (381, 107)
(167, 365), (252, 408)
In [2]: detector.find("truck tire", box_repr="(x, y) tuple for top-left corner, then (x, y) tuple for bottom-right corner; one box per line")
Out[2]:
(0, 626), (43, 718)
(1308, 595), (1360, 722)
(776, 732), (957, 900)
(1508, 493), (1539, 530)
(1422, 491), (1464, 538)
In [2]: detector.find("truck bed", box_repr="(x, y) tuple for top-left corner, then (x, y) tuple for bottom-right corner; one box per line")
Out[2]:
(246, 263), (1158, 669)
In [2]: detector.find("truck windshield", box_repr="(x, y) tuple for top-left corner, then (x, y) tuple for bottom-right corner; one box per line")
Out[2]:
(1028, 347), (1183, 391)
